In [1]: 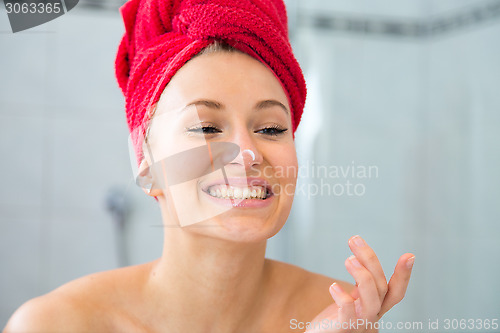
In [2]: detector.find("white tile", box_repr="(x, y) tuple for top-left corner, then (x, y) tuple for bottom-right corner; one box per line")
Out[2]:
(44, 10), (125, 115)
(0, 216), (42, 323)
(47, 117), (131, 210)
(126, 200), (164, 266)
(0, 114), (44, 207)
(0, 32), (50, 116)
(296, 0), (426, 18)
(45, 209), (117, 290)
(427, 0), (488, 16)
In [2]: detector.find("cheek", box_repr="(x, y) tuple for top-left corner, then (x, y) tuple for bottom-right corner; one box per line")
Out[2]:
(147, 128), (201, 163)
(268, 144), (298, 196)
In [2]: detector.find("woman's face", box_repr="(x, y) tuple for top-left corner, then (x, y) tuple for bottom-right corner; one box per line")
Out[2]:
(143, 50), (298, 242)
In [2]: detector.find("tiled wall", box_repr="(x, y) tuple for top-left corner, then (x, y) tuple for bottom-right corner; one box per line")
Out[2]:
(1, 1), (500, 329)
(288, 2), (500, 327)
(0, 9), (163, 325)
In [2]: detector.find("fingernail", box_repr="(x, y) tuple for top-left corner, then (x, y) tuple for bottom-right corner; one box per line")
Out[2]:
(351, 235), (366, 247)
(348, 255), (362, 268)
(330, 282), (343, 295)
(406, 256), (415, 269)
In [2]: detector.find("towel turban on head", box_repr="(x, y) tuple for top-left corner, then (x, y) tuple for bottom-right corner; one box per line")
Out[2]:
(115, 0), (307, 165)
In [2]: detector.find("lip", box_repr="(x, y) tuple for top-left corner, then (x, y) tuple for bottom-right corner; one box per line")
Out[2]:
(200, 177), (275, 208)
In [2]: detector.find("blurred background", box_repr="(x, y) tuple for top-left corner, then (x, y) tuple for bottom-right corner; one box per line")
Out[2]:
(1, 0), (499, 331)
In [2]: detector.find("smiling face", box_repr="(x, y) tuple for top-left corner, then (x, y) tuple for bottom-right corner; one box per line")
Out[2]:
(140, 49), (298, 242)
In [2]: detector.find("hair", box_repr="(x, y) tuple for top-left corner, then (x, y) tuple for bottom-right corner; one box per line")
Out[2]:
(194, 39), (243, 57)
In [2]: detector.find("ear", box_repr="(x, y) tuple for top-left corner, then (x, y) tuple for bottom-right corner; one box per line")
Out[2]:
(137, 159), (164, 197)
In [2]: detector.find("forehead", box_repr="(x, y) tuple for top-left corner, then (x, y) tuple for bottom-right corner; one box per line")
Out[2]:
(157, 51), (290, 112)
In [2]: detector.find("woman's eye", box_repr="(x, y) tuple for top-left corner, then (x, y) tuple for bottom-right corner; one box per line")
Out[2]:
(257, 126), (288, 136)
(187, 126), (222, 135)
(186, 125), (288, 136)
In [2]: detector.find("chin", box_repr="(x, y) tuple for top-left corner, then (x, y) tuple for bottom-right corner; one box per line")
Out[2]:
(185, 211), (286, 243)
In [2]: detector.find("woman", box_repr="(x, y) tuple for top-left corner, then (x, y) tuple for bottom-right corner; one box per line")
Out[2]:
(4, 0), (414, 332)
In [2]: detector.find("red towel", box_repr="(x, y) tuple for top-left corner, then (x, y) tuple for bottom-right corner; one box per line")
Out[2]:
(115, 0), (307, 165)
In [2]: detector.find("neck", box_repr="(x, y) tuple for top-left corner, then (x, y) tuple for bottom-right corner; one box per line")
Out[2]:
(146, 219), (270, 331)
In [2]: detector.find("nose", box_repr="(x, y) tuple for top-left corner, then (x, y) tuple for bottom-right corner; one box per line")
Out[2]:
(227, 132), (263, 170)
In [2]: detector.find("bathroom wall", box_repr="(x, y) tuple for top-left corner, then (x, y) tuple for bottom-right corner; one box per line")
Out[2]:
(284, 0), (500, 328)
(1, 0), (500, 330)
(0, 8), (164, 325)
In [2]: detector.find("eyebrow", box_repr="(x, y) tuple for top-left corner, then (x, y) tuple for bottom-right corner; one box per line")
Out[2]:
(185, 99), (223, 110)
(255, 100), (289, 115)
(182, 99), (289, 115)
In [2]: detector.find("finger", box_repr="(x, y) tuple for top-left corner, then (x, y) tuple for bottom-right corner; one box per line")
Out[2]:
(329, 282), (357, 327)
(378, 253), (415, 316)
(350, 286), (360, 300)
(348, 235), (388, 301)
(345, 255), (381, 320)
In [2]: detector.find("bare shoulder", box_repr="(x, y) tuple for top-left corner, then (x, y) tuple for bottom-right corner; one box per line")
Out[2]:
(3, 291), (92, 332)
(266, 258), (355, 294)
(265, 258), (355, 319)
(3, 262), (154, 333)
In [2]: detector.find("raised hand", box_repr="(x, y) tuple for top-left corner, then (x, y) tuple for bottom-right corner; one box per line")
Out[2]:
(305, 235), (414, 332)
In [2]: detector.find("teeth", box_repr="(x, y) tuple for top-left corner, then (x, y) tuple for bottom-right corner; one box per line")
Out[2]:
(206, 185), (268, 200)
